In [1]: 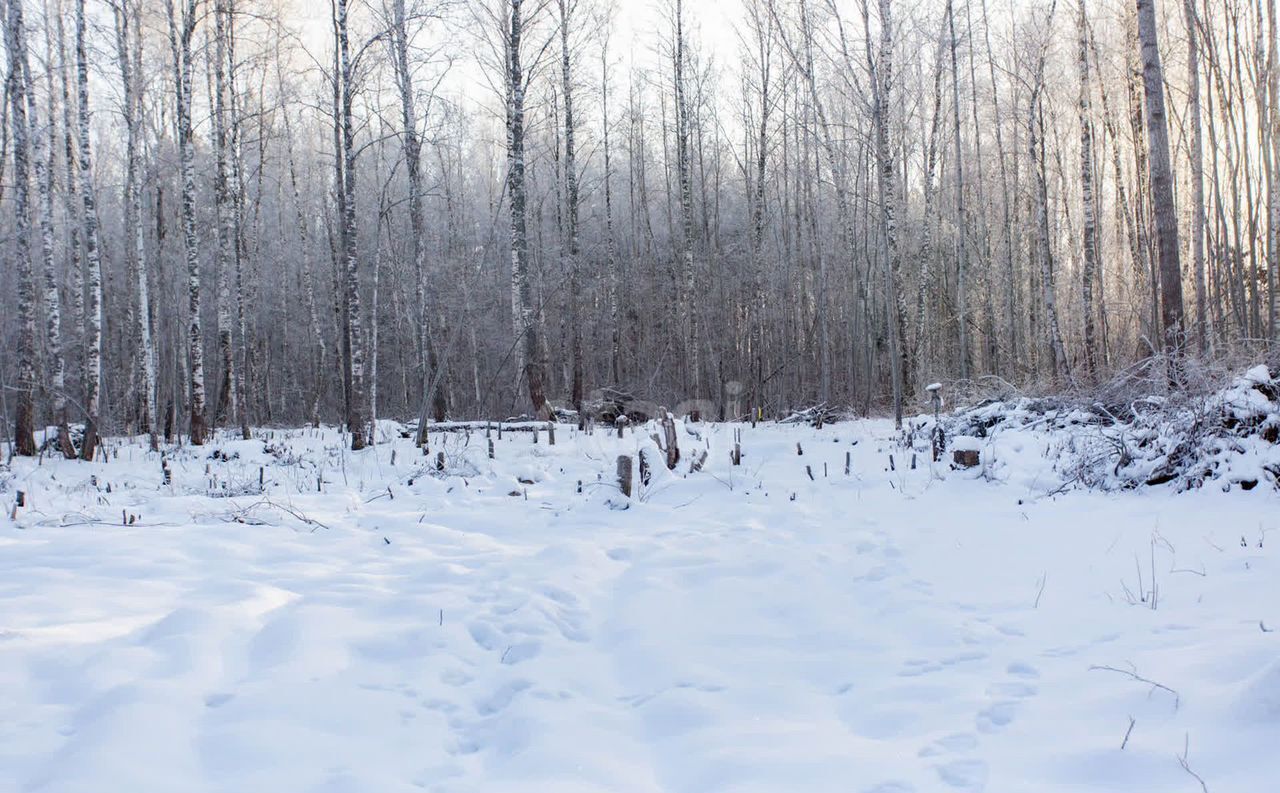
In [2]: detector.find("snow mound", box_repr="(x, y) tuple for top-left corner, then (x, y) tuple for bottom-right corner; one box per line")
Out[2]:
(924, 365), (1280, 492)
(1234, 659), (1280, 724)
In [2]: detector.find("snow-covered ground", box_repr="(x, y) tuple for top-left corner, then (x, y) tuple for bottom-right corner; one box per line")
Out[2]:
(2, 417), (1277, 792)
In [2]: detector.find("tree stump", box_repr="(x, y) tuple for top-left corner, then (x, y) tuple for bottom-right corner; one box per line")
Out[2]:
(952, 449), (980, 468)
(660, 413), (680, 469)
(617, 455), (633, 498)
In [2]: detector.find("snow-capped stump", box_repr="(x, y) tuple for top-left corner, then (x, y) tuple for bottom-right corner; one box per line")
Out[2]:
(952, 435), (981, 468)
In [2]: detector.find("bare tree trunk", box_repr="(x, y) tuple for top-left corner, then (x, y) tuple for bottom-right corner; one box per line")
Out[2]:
(912, 26), (946, 370)
(1266, 0), (1279, 341)
(6, 0), (37, 456)
(211, 0), (237, 432)
(1183, 0), (1207, 352)
(76, 0), (104, 459)
(1137, 0), (1185, 353)
(114, 0), (156, 449)
(335, 0), (368, 448)
(1030, 0), (1069, 381)
(390, 0), (448, 425)
(55, 9), (82, 385)
(32, 0), (73, 457)
(868, 0), (905, 425)
(602, 34), (621, 386)
(167, 0), (207, 445)
(506, 0), (547, 416)
(673, 0), (701, 398)
(946, 0), (970, 381)
(1078, 0), (1100, 377)
(226, 0), (250, 439)
(558, 0), (584, 419)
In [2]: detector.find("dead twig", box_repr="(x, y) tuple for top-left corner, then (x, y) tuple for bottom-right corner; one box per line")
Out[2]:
(1177, 733), (1209, 792)
(1088, 663), (1180, 710)
(1121, 716), (1136, 749)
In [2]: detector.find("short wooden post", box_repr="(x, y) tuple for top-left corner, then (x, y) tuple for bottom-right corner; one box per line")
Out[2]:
(547, 422), (556, 445)
(617, 455), (633, 498)
(660, 411), (680, 469)
(488, 438), (495, 459)
(927, 383), (944, 462)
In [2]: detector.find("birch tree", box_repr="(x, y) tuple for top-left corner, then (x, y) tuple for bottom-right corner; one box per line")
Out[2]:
(75, 0), (104, 460)
(32, 0), (73, 457)
(1078, 0), (1100, 377)
(114, 0), (156, 447)
(503, 0), (547, 416)
(167, 0), (207, 445)
(335, 0), (369, 448)
(7, 0), (38, 456)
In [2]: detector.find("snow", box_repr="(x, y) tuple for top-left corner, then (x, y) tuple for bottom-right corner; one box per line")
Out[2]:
(2, 417), (1277, 792)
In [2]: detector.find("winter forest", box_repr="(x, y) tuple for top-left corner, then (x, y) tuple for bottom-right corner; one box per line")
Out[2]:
(0, 0), (1275, 454)
(5, 0), (1280, 789)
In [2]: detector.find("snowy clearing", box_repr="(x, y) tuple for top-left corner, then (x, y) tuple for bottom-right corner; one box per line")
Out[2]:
(2, 418), (1277, 792)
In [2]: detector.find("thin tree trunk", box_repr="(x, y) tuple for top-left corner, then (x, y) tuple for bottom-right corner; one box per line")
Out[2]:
(506, 0), (547, 416)
(76, 0), (104, 459)
(335, 0), (368, 448)
(1184, 0), (1207, 352)
(6, 0), (37, 456)
(32, 0), (73, 457)
(947, 0), (970, 381)
(674, 0), (701, 398)
(167, 0), (207, 444)
(114, 0), (156, 448)
(391, 0), (447, 430)
(1137, 0), (1185, 353)
(559, 0), (584, 419)
(1031, 0), (1069, 381)
(1078, 0), (1100, 377)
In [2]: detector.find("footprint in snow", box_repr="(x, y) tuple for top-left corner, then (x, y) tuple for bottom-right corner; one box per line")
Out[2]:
(500, 640), (541, 665)
(204, 692), (235, 708)
(1006, 661), (1040, 678)
(986, 681), (1037, 699)
(475, 679), (531, 716)
(918, 732), (979, 758)
(976, 700), (1018, 732)
(467, 621), (503, 651)
(936, 758), (988, 790)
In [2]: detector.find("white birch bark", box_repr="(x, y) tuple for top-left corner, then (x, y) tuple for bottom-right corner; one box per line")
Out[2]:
(75, 0), (105, 459)
(115, 0), (157, 448)
(6, 0), (38, 456)
(166, 0), (207, 444)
